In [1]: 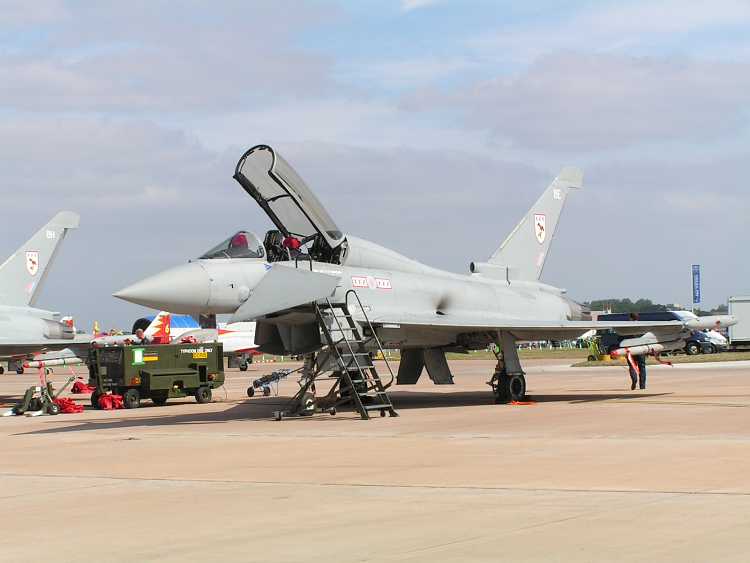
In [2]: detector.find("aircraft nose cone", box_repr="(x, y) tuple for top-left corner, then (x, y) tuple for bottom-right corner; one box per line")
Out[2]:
(114, 262), (210, 313)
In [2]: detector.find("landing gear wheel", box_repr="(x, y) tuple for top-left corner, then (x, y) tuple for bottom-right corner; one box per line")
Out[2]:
(195, 386), (212, 404)
(686, 342), (700, 355)
(262, 386), (271, 397)
(0, 366), (4, 374)
(493, 372), (526, 404)
(46, 403), (60, 415)
(247, 386), (255, 398)
(123, 388), (141, 409)
(16, 367), (24, 375)
(239, 362), (248, 372)
(91, 391), (101, 409)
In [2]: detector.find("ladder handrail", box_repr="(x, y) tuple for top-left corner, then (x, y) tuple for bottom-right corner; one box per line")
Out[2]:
(344, 289), (396, 388)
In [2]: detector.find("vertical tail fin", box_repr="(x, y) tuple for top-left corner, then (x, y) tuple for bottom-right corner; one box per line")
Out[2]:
(145, 311), (172, 343)
(0, 211), (80, 306)
(488, 167), (583, 281)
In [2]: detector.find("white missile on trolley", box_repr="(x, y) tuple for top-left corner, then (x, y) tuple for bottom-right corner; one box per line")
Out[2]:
(610, 340), (685, 359)
(24, 356), (85, 369)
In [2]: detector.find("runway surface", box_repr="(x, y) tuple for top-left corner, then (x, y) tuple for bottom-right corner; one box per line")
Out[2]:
(1, 358), (749, 562)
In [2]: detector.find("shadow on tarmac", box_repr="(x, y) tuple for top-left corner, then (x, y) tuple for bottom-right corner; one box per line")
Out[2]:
(389, 390), (671, 409)
(12, 389), (673, 436)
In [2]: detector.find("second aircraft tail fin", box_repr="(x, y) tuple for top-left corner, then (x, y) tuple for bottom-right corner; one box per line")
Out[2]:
(487, 167), (583, 281)
(0, 211), (80, 307)
(145, 311), (172, 343)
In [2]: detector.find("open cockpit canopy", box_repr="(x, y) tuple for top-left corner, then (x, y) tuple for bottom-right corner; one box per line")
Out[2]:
(233, 145), (345, 250)
(199, 231), (265, 260)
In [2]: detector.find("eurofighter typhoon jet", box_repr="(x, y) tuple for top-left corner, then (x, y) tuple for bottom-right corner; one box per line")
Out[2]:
(115, 145), (735, 404)
(0, 212), (91, 374)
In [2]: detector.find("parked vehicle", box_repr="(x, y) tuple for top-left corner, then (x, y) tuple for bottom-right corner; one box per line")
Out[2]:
(728, 296), (750, 349)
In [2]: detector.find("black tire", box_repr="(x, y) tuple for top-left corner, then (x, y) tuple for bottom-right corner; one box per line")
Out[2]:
(494, 372), (526, 404)
(123, 388), (141, 409)
(152, 395), (168, 406)
(0, 366), (4, 374)
(239, 362), (248, 372)
(707, 344), (716, 354)
(262, 386), (271, 397)
(587, 355), (597, 362)
(686, 342), (701, 356)
(16, 367), (24, 375)
(28, 398), (42, 411)
(247, 386), (255, 398)
(195, 386), (212, 404)
(91, 391), (101, 409)
(47, 403), (60, 415)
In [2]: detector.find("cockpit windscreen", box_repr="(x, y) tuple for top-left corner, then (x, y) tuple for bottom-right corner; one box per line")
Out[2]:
(199, 231), (265, 260)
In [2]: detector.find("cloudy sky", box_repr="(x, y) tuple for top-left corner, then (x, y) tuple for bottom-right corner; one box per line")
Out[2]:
(1, 0), (748, 328)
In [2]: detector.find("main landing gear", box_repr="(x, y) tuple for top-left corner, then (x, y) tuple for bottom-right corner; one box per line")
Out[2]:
(488, 333), (527, 404)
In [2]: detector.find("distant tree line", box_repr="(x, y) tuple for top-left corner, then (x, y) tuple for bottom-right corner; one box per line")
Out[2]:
(585, 298), (728, 316)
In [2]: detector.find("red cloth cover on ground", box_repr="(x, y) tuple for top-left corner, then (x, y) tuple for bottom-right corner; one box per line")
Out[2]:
(53, 397), (84, 414)
(98, 394), (124, 410)
(71, 380), (96, 394)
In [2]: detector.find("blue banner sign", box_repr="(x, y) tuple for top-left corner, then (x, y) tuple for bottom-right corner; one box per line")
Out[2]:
(692, 264), (701, 305)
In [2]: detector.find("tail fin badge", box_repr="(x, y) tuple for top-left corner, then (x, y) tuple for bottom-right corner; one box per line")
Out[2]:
(534, 214), (546, 244)
(25, 251), (39, 276)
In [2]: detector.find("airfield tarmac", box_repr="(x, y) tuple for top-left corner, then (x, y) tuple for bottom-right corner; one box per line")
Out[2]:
(1, 358), (749, 562)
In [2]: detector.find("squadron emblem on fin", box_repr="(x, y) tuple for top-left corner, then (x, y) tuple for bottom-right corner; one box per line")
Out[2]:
(534, 214), (546, 244)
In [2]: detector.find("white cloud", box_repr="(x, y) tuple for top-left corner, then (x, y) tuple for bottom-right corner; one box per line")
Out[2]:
(0, 1), (337, 113)
(409, 53), (750, 152)
(469, 0), (750, 64)
(400, 0), (441, 12)
(338, 56), (480, 90)
(0, 0), (67, 26)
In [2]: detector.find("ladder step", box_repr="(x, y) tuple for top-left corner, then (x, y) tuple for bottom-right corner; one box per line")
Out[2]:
(363, 404), (394, 411)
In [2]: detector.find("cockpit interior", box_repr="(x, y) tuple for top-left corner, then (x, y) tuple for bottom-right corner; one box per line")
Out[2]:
(200, 229), (347, 265)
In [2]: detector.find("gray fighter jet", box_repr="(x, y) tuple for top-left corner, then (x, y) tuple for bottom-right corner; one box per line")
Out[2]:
(0, 212), (90, 374)
(115, 145), (735, 403)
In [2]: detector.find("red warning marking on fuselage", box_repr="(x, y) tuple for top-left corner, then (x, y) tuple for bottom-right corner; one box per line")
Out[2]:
(351, 276), (392, 290)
